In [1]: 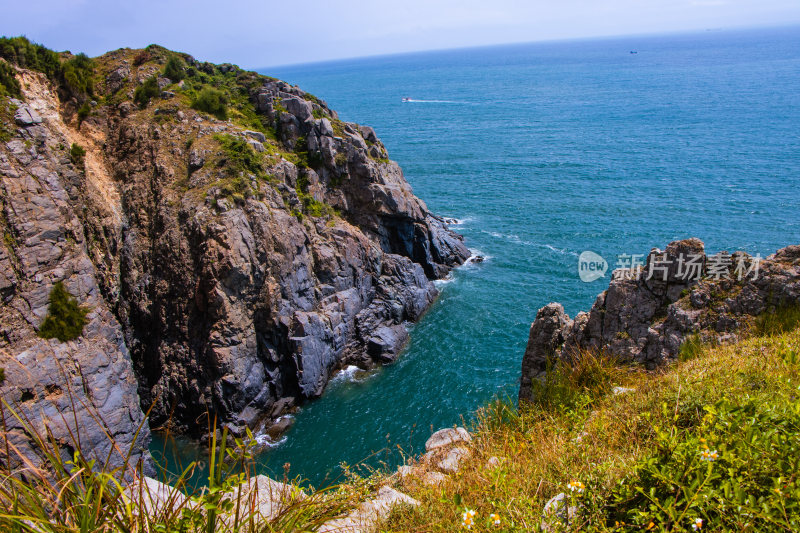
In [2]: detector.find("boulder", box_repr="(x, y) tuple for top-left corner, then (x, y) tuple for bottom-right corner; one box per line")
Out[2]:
(425, 427), (471, 452)
(436, 446), (470, 473)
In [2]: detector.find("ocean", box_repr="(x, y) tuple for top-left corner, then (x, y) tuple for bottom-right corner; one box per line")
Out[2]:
(152, 26), (800, 487)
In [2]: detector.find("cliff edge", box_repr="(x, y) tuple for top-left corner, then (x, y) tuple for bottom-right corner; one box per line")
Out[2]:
(0, 40), (469, 469)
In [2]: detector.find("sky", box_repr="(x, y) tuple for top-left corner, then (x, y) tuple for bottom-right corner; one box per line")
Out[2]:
(2, 0), (799, 68)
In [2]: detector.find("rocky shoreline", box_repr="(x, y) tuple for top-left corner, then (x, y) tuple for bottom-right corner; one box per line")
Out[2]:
(0, 44), (469, 472)
(520, 238), (800, 402)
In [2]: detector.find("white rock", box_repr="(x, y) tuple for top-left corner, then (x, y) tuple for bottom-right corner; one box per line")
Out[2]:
(318, 486), (419, 533)
(437, 446), (470, 473)
(612, 386), (635, 395)
(221, 474), (306, 524)
(425, 427), (471, 452)
(123, 476), (187, 516)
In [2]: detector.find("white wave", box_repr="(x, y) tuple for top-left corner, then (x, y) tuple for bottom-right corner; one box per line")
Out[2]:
(480, 230), (578, 257)
(434, 275), (455, 287)
(254, 434), (288, 448)
(443, 216), (474, 227)
(330, 365), (362, 384)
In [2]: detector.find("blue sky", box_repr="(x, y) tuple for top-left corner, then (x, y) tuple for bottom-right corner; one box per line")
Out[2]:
(2, 0), (799, 68)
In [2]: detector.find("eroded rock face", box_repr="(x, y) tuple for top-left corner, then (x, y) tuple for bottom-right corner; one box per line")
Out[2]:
(0, 113), (151, 472)
(1, 49), (470, 459)
(519, 239), (800, 403)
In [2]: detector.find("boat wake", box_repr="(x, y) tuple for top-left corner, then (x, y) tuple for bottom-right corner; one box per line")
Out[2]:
(401, 98), (470, 104)
(482, 230), (578, 257)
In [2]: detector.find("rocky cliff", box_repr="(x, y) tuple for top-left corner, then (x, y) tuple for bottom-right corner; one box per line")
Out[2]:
(519, 239), (800, 402)
(0, 41), (469, 469)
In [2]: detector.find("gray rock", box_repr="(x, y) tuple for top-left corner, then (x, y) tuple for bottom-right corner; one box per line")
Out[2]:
(14, 106), (42, 126)
(246, 139), (265, 153)
(221, 475), (306, 524)
(244, 130), (267, 143)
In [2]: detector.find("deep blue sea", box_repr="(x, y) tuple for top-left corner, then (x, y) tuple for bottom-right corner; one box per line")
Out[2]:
(152, 26), (800, 487)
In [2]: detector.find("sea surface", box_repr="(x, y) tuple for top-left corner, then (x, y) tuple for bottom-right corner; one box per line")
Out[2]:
(152, 26), (800, 487)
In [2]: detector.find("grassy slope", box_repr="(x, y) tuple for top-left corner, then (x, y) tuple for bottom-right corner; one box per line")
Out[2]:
(386, 325), (800, 532)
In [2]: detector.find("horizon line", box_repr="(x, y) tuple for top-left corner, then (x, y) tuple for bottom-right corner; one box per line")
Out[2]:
(256, 21), (800, 72)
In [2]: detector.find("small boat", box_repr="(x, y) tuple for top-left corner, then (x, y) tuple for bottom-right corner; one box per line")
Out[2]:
(401, 97), (411, 102)
(630, 50), (638, 54)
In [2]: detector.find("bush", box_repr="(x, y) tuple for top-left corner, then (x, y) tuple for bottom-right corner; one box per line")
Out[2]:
(0, 367), (4, 384)
(133, 75), (159, 108)
(163, 55), (185, 82)
(37, 281), (90, 342)
(69, 142), (86, 169)
(0, 60), (20, 97)
(77, 102), (90, 124)
(0, 36), (61, 80)
(0, 37), (93, 100)
(61, 52), (94, 98)
(192, 86), (227, 120)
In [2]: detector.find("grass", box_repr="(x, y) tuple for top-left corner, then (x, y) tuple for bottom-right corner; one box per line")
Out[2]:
(69, 143), (86, 170)
(386, 325), (800, 531)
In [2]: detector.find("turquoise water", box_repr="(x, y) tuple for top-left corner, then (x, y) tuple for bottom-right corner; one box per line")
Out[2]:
(152, 26), (800, 487)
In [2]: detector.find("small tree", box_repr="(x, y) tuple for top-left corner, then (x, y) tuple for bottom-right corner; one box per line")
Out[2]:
(163, 55), (185, 82)
(133, 76), (159, 108)
(191, 87), (228, 120)
(38, 282), (90, 342)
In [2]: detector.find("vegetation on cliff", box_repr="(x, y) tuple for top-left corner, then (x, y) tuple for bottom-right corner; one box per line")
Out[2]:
(386, 308), (800, 531)
(37, 282), (90, 342)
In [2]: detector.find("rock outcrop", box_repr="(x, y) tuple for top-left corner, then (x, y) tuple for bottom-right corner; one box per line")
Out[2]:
(0, 43), (469, 470)
(520, 239), (800, 402)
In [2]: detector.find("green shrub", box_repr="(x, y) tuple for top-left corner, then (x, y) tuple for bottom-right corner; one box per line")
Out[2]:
(69, 143), (86, 169)
(600, 392), (800, 531)
(133, 75), (159, 108)
(61, 53), (94, 98)
(77, 102), (90, 124)
(0, 38), (93, 100)
(192, 87), (228, 120)
(37, 281), (90, 342)
(0, 36), (61, 80)
(162, 55), (185, 81)
(0, 367), (4, 384)
(0, 60), (21, 97)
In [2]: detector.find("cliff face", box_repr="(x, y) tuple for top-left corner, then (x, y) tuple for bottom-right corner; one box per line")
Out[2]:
(0, 43), (469, 466)
(519, 239), (800, 402)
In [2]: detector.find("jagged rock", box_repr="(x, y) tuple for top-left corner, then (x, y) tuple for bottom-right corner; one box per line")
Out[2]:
(14, 105), (42, 125)
(425, 427), (472, 452)
(519, 239), (800, 403)
(107, 64), (130, 92)
(437, 446), (470, 473)
(518, 303), (571, 400)
(246, 139), (265, 153)
(318, 486), (419, 533)
(540, 493), (579, 532)
(359, 125), (378, 144)
(1, 50), (469, 460)
(188, 149), (205, 171)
